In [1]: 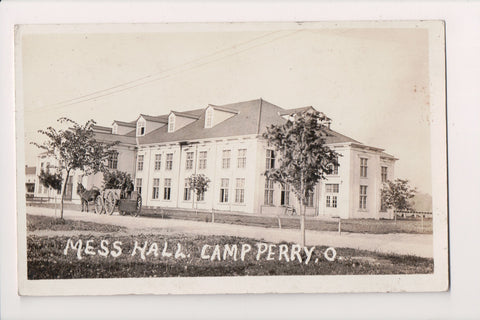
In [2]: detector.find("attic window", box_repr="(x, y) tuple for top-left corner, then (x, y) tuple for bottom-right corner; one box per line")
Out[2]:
(205, 108), (213, 128)
(137, 119), (146, 136)
(168, 114), (175, 132)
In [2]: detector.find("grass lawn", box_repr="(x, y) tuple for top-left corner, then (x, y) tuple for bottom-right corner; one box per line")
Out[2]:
(28, 203), (432, 234)
(27, 215), (433, 279)
(27, 214), (126, 233)
(141, 207), (433, 234)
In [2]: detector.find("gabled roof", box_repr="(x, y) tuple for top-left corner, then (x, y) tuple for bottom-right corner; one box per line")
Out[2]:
(92, 125), (111, 133)
(113, 120), (136, 128)
(380, 151), (398, 160)
(125, 129), (136, 137)
(279, 106), (332, 121)
(278, 106), (315, 116)
(138, 114), (168, 124)
(170, 110), (202, 120)
(93, 131), (136, 145)
(208, 104), (239, 114)
(137, 99), (360, 146)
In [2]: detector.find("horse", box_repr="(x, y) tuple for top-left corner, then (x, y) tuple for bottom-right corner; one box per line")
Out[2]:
(76, 183), (100, 212)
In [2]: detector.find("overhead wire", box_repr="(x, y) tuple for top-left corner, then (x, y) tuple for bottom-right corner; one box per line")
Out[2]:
(35, 29), (303, 112)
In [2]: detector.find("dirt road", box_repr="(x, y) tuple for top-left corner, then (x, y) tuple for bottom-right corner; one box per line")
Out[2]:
(26, 206), (433, 258)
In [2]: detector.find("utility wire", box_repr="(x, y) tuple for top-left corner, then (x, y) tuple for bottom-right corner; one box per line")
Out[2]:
(37, 29), (302, 112)
(35, 30), (281, 111)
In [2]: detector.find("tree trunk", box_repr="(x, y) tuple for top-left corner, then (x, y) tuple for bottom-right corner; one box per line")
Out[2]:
(300, 170), (306, 248)
(193, 190), (197, 215)
(60, 169), (71, 220)
(300, 204), (306, 247)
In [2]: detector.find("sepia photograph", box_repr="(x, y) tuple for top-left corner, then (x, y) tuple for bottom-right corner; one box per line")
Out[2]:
(15, 21), (448, 295)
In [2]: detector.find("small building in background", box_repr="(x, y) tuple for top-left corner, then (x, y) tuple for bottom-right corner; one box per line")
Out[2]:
(25, 166), (36, 198)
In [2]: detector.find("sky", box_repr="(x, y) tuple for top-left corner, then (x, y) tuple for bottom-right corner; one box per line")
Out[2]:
(19, 23), (432, 194)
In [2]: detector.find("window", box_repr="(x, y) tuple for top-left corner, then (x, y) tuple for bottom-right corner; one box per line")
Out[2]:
(381, 166), (388, 183)
(220, 179), (229, 203)
(325, 184), (339, 193)
(197, 190), (205, 201)
(281, 184), (290, 206)
(152, 178), (160, 199)
(108, 152), (118, 169)
(205, 108), (213, 128)
(184, 179), (191, 201)
(359, 185), (368, 209)
(154, 154), (161, 170)
(186, 152), (194, 170)
(137, 120), (145, 136)
(40, 162), (44, 170)
(235, 178), (245, 203)
(166, 153), (173, 170)
(264, 178), (274, 205)
(137, 155), (144, 171)
(237, 149), (247, 168)
(266, 149), (275, 169)
(325, 183), (339, 208)
(328, 161), (339, 175)
(198, 151), (207, 170)
(136, 178), (142, 195)
(360, 158), (368, 178)
(168, 114), (175, 132)
(164, 178), (172, 200)
(222, 150), (231, 169)
(305, 191), (314, 207)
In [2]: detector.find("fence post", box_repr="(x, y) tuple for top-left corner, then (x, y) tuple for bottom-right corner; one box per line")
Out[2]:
(277, 216), (282, 229)
(421, 214), (424, 232)
(211, 209), (215, 223)
(338, 218), (342, 235)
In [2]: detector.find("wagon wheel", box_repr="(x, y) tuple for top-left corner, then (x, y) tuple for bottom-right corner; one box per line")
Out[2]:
(104, 190), (116, 215)
(133, 195), (142, 217)
(94, 195), (104, 215)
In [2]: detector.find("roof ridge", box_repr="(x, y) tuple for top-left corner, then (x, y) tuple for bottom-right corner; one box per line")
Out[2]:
(171, 110), (201, 119)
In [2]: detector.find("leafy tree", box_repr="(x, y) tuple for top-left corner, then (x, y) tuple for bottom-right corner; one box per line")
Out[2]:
(38, 168), (62, 192)
(32, 118), (117, 219)
(381, 179), (417, 212)
(263, 110), (340, 247)
(103, 170), (134, 195)
(188, 174), (211, 214)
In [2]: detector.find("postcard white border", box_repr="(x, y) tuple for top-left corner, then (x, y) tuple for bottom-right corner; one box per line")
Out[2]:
(14, 20), (447, 296)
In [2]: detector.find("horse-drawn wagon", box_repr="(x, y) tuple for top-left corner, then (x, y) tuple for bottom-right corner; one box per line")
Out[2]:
(94, 189), (142, 216)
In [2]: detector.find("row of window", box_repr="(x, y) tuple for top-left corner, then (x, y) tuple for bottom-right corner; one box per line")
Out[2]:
(135, 178), (247, 204)
(263, 179), (314, 207)
(360, 158), (389, 182)
(137, 149), (248, 172)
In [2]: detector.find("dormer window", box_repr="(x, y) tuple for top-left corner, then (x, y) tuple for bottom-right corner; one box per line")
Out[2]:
(205, 108), (213, 128)
(137, 119), (146, 136)
(168, 114), (175, 132)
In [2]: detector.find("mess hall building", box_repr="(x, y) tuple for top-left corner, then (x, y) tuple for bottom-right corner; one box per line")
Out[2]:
(35, 99), (397, 219)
